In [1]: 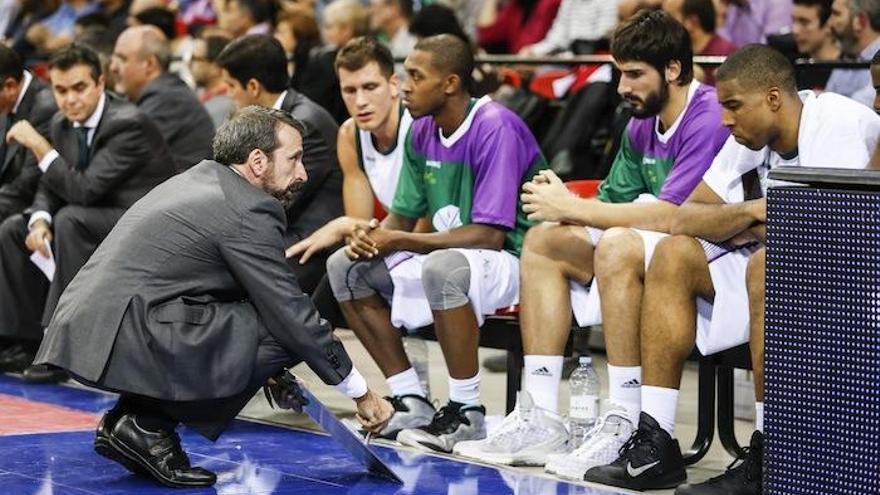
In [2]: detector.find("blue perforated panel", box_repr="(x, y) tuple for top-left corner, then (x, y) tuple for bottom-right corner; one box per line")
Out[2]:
(765, 187), (880, 495)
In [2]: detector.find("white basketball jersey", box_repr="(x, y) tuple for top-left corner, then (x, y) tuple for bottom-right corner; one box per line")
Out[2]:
(355, 106), (414, 210)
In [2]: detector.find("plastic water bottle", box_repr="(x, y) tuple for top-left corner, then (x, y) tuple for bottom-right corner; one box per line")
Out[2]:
(568, 355), (600, 448)
(403, 337), (431, 401)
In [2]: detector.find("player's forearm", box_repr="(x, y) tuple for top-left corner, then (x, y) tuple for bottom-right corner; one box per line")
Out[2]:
(671, 200), (763, 242)
(564, 199), (678, 233)
(390, 224), (505, 253)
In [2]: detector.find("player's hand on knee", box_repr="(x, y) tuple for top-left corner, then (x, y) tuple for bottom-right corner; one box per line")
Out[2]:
(354, 389), (394, 433)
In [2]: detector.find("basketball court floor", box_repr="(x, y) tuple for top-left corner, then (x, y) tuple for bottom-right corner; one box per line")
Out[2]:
(0, 331), (750, 495)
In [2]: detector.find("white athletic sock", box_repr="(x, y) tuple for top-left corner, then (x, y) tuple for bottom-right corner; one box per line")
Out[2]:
(755, 401), (764, 433)
(449, 373), (481, 406)
(386, 367), (424, 398)
(641, 385), (679, 436)
(608, 364), (642, 423)
(523, 355), (564, 413)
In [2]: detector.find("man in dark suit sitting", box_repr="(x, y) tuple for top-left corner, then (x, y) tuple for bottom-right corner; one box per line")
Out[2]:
(0, 44), (176, 381)
(33, 106), (393, 488)
(110, 25), (215, 172)
(0, 45), (58, 365)
(216, 34), (344, 294)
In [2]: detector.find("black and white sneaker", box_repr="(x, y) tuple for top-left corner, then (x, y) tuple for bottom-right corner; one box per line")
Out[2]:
(397, 401), (486, 453)
(372, 394), (436, 440)
(583, 412), (686, 491)
(675, 430), (763, 495)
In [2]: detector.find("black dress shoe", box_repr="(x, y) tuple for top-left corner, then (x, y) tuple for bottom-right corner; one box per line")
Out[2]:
(0, 344), (36, 372)
(109, 414), (216, 487)
(94, 411), (147, 475)
(22, 364), (69, 383)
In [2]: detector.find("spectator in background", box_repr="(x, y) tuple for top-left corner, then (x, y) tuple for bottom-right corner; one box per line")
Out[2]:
(717, 0), (793, 46)
(132, 7), (196, 87)
(792, 0), (840, 89)
(826, 0), (880, 107)
(26, 0), (100, 53)
(75, 25), (117, 85)
(98, 0), (131, 37)
(322, 0), (369, 50)
(519, 0), (619, 56)
(190, 34), (235, 127)
(111, 25), (214, 171)
(126, 0), (165, 22)
(664, 0), (737, 85)
(370, 0), (417, 60)
(476, 0), (561, 54)
(220, 0), (277, 37)
(409, 4), (471, 42)
(3, 0), (59, 63)
(436, 0), (483, 40)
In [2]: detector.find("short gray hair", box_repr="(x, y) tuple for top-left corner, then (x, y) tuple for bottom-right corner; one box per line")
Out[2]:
(212, 106), (304, 166)
(850, 0), (880, 31)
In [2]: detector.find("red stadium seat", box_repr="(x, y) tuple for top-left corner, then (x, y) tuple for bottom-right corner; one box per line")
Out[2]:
(373, 196), (387, 221)
(565, 179), (602, 199)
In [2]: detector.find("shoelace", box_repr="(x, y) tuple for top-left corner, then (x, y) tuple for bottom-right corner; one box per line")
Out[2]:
(618, 428), (651, 457)
(424, 405), (468, 435)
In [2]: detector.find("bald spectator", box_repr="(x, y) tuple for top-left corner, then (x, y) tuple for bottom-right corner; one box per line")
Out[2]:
(826, 0), (880, 107)
(370, 0), (417, 59)
(664, 0), (737, 84)
(110, 25), (214, 171)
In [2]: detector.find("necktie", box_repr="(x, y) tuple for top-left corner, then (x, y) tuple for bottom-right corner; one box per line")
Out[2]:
(76, 126), (90, 170)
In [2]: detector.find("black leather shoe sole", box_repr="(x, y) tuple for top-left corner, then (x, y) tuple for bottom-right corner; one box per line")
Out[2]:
(107, 435), (216, 487)
(22, 365), (69, 384)
(94, 436), (147, 475)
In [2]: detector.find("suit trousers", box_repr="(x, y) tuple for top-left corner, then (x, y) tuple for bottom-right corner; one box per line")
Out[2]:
(106, 334), (301, 441)
(0, 206), (124, 340)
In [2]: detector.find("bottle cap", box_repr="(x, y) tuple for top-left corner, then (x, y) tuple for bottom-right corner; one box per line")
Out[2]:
(578, 356), (592, 365)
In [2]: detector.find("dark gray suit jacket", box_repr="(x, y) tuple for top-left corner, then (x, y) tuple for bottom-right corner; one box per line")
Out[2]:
(30, 93), (176, 215)
(35, 161), (353, 402)
(279, 89), (343, 244)
(137, 73), (214, 172)
(0, 77), (57, 219)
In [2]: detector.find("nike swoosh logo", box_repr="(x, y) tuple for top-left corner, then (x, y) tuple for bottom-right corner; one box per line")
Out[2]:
(626, 460), (660, 477)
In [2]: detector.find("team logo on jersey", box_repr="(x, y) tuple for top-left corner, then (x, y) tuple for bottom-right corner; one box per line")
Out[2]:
(427, 160), (442, 169)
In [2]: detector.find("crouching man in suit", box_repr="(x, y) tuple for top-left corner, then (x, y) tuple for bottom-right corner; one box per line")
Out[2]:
(33, 106), (394, 488)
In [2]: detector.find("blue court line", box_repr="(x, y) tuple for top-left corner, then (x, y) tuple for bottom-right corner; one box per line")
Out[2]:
(0, 374), (630, 495)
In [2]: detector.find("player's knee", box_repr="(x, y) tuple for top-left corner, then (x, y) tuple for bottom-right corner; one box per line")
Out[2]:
(522, 223), (569, 262)
(326, 247), (363, 301)
(593, 227), (644, 280)
(422, 250), (471, 311)
(650, 235), (704, 282)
